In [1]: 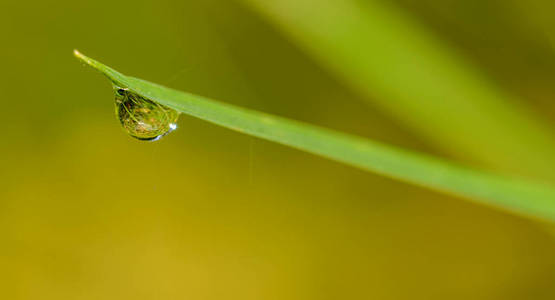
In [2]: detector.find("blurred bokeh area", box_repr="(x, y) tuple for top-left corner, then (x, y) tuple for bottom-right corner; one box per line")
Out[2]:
(2, 0), (555, 299)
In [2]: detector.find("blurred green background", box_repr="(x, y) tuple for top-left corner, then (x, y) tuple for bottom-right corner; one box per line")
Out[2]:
(2, 0), (555, 299)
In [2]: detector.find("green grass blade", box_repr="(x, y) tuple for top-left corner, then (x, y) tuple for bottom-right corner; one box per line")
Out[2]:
(238, 0), (555, 182)
(74, 50), (555, 222)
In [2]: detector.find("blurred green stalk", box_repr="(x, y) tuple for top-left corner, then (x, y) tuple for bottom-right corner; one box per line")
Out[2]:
(239, 0), (555, 182)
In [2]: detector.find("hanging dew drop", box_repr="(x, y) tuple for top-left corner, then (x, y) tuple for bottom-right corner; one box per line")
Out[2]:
(114, 88), (180, 141)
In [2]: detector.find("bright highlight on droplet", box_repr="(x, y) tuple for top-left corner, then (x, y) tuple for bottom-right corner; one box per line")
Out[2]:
(114, 88), (180, 141)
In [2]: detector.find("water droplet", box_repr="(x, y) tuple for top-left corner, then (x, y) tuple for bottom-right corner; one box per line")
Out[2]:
(114, 88), (180, 141)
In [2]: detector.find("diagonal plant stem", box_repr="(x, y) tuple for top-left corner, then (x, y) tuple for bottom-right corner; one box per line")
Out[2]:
(74, 50), (555, 223)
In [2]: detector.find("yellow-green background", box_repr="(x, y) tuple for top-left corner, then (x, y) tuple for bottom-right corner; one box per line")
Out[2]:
(2, 0), (555, 299)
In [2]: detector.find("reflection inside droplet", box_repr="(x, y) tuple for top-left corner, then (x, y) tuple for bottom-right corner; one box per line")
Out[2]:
(114, 88), (180, 141)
